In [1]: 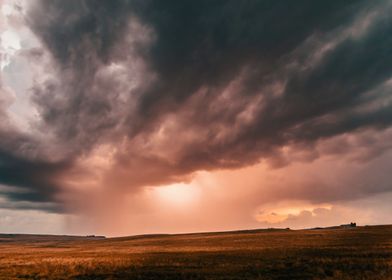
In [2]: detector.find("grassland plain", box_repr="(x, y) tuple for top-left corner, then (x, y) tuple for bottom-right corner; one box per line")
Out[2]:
(0, 225), (391, 280)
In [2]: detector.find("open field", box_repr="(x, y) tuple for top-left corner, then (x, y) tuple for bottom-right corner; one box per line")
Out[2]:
(0, 225), (391, 280)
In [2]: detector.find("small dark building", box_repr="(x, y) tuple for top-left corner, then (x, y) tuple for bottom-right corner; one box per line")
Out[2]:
(340, 222), (356, 228)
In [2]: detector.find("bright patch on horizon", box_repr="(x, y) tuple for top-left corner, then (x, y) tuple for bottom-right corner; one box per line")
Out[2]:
(255, 203), (333, 224)
(153, 183), (201, 208)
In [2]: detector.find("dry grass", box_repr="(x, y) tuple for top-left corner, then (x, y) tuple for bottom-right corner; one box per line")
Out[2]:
(0, 225), (391, 279)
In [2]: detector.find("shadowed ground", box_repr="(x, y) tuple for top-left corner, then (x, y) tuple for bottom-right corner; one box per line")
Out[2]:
(0, 225), (391, 279)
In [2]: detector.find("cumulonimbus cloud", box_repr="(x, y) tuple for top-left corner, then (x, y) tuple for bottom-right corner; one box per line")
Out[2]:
(1, 0), (392, 213)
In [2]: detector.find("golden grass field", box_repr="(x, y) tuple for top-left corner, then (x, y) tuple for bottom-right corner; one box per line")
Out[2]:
(0, 225), (391, 279)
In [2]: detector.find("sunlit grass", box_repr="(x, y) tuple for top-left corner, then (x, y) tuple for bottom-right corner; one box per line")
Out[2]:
(0, 225), (391, 279)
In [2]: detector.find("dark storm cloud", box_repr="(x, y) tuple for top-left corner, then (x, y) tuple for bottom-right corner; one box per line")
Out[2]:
(2, 0), (392, 211)
(0, 145), (70, 212)
(0, 74), (57, 210)
(1, 74), (66, 211)
(124, 0), (392, 172)
(135, 0), (365, 105)
(26, 0), (133, 65)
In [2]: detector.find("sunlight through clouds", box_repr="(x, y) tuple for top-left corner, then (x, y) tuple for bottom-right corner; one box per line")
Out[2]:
(2, 0), (392, 235)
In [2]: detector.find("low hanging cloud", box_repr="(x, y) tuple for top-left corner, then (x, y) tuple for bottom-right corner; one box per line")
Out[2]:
(1, 0), (392, 215)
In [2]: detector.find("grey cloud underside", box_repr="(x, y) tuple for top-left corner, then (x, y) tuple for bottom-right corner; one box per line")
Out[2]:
(2, 0), (392, 211)
(0, 149), (70, 212)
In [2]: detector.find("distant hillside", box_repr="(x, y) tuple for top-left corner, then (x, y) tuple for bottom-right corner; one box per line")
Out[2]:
(0, 234), (105, 243)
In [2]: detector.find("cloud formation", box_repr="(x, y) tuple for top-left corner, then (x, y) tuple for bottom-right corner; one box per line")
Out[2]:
(1, 0), (392, 224)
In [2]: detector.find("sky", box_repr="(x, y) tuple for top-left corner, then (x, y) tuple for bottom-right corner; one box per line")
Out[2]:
(1, 0), (392, 236)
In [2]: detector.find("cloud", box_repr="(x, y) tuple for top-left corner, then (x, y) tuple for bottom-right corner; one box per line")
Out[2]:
(254, 191), (392, 229)
(0, 206), (65, 234)
(1, 0), (392, 218)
